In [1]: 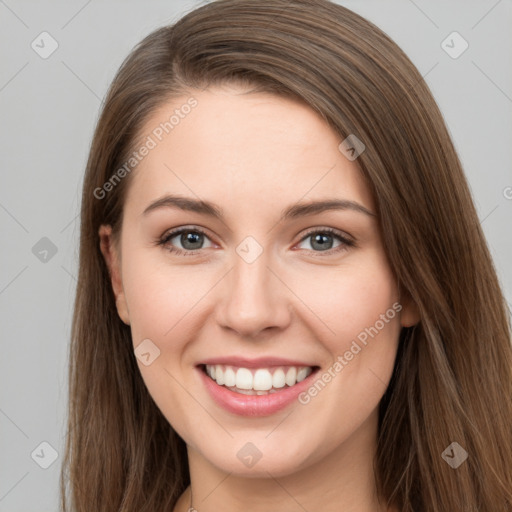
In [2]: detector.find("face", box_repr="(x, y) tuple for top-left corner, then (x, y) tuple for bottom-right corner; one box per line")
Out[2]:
(100, 85), (418, 478)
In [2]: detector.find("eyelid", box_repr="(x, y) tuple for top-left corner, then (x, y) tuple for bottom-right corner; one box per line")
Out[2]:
(298, 226), (354, 245)
(157, 225), (355, 256)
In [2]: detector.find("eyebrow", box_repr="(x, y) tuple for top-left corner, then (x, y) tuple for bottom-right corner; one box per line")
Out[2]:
(142, 194), (376, 220)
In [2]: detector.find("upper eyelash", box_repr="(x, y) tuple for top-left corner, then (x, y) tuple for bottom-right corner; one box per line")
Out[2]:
(157, 226), (355, 256)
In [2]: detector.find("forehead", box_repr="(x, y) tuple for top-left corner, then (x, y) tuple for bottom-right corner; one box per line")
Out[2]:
(124, 86), (374, 217)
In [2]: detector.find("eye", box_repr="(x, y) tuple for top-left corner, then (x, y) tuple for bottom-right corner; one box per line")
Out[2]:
(156, 226), (355, 257)
(296, 227), (355, 255)
(157, 226), (214, 256)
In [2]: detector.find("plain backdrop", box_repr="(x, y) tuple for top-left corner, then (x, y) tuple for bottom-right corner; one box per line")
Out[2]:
(1, 0), (511, 510)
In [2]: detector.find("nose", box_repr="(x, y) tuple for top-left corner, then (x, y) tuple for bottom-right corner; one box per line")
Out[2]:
(215, 249), (292, 339)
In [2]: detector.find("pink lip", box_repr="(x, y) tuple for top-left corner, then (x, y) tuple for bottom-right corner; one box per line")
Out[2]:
(196, 365), (320, 417)
(198, 356), (316, 369)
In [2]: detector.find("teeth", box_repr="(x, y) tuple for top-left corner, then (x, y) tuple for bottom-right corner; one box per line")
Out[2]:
(205, 364), (314, 393)
(224, 367), (236, 387)
(235, 368), (253, 390)
(285, 367), (297, 386)
(272, 368), (286, 389)
(296, 367), (310, 382)
(253, 369), (273, 391)
(215, 364), (224, 385)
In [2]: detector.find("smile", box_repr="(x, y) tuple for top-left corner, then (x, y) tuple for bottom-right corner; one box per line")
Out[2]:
(204, 364), (314, 395)
(197, 362), (320, 416)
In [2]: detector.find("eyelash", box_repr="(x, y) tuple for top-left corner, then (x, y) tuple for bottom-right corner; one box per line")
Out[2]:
(156, 225), (356, 257)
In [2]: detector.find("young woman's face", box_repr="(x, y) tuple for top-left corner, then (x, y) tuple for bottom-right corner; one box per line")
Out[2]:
(101, 85), (416, 477)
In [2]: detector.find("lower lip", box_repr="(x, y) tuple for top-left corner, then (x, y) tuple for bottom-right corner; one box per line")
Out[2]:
(197, 366), (319, 417)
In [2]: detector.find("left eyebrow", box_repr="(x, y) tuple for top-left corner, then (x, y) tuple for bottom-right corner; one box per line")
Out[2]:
(141, 194), (376, 220)
(280, 199), (376, 220)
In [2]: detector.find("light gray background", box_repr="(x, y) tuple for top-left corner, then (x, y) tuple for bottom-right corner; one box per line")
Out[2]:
(1, 1), (511, 510)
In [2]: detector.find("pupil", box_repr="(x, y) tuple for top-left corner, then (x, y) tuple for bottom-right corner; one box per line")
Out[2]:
(182, 232), (202, 249)
(312, 233), (332, 251)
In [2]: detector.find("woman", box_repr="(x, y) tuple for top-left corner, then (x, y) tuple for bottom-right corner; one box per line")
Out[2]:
(61, 1), (512, 511)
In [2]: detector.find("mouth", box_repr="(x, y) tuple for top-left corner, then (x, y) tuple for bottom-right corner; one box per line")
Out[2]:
(199, 363), (319, 395)
(196, 362), (321, 416)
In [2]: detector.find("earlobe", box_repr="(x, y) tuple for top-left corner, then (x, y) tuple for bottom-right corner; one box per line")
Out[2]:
(98, 225), (131, 326)
(399, 292), (421, 327)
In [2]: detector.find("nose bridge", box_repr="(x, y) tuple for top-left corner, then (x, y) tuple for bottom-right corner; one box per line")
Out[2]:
(216, 239), (291, 337)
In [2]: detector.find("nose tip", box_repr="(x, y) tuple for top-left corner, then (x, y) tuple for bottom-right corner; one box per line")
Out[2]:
(215, 258), (292, 339)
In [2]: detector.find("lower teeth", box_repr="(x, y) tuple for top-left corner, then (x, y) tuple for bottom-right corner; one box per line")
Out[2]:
(226, 386), (285, 395)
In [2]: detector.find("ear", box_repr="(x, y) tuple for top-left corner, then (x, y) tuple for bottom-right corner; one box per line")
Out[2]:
(98, 225), (130, 325)
(399, 290), (420, 327)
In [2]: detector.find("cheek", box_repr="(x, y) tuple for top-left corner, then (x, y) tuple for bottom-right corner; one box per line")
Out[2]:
(121, 246), (210, 348)
(289, 251), (399, 353)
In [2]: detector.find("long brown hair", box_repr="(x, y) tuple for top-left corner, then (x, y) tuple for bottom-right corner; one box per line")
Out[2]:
(61, 1), (512, 510)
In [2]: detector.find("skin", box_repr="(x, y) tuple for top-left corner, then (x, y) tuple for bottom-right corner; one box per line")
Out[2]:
(99, 85), (418, 512)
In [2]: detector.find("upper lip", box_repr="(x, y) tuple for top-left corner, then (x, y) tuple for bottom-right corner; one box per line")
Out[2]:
(198, 356), (318, 369)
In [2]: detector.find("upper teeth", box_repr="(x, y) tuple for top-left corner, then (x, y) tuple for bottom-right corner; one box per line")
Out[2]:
(205, 364), (313, 391)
